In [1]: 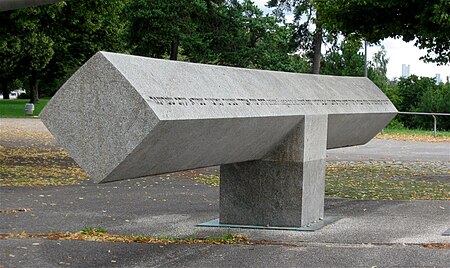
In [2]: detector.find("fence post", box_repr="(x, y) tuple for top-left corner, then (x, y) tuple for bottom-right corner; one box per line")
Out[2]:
(396, 112), (449, 137)
(432, 115), (437, 137)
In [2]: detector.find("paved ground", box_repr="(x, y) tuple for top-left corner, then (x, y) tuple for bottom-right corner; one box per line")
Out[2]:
(328, 138), (450, 162)
(2, 118), (449, 161)
(1, 119), (449, 267)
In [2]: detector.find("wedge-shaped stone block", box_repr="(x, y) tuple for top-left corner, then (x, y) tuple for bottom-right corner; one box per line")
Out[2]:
(42, 52), (396, 184)
(41, 52), (397, 227)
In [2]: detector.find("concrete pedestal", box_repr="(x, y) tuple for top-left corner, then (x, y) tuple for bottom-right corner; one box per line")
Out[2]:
(220, 115), (328, 227)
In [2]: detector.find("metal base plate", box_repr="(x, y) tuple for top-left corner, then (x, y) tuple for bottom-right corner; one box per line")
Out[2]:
(197, 216), (341, 232)
(442, 228), (450, 236)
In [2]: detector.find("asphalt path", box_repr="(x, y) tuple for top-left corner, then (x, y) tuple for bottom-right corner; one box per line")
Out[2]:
(328, 138), (450, 162)
(1, 118), (449, 267)
(1, 118), (449, 162)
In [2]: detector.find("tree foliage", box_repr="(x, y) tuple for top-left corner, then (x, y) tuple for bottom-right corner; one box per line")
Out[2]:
(125, 0), (309, 72)
(367, 46), (390, 90)
(321, 36), (364, 76)
(188, 0), (308, 71)
(41, 0), (128, 96)
(0, 0), (128, 101)
(1, 0), (312, 101)
(267, 0), (328, 73)
(389, 75), (450, 130)
(0, 4), (62, 102)
(320, 36), (390, 92)
(126, 0), (205, 60)
(0, 11), (22, 99)
(315, 0), (450, 64)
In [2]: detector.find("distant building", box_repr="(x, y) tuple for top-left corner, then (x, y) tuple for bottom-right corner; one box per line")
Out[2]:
(401, 64), (410, 77)
(435, 73), (441, 84)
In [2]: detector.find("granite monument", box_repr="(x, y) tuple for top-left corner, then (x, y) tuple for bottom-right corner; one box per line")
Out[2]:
(41, 52), (397, 228)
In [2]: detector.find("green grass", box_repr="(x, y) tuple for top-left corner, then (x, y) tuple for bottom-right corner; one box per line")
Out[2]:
(0, 98), (49, 118)
(325, 161), (450, 200)
(383, 127), (450, 137)
(193, 161), (450, 201)
(80, 227), (107, 235)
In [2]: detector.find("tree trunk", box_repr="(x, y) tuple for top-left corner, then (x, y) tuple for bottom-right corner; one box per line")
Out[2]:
(170, 38), (179, 61)
(1, 80), (10, 99)
(312, 22), (322, 74)
(30, 73), (39, 104)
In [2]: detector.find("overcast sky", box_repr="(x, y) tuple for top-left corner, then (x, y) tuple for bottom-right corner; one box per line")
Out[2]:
(253, 0), (450, 80)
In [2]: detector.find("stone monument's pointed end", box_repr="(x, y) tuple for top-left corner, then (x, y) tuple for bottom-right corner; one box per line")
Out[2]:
(40, 52), (160, 183)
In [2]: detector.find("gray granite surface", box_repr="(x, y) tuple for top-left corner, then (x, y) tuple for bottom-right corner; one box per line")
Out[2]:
(41, 52), (397, 227)
(41, 52), (397, 183)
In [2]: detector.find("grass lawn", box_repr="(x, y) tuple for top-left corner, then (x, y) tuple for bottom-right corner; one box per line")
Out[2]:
(377, 127), (450, 142)
(383, 127), (450, 137)
(0, 98), (49, 118)
(194, 160), (450, 201)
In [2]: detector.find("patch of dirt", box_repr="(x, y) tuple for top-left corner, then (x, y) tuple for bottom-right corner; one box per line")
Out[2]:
(0, 231), (251, 245)
(422, 243), (450, 249)
(376, 133), (450, 142)
(0, 208), (32, 214)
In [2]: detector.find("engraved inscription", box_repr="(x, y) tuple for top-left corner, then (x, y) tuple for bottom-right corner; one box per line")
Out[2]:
(147, 96), (391, 107)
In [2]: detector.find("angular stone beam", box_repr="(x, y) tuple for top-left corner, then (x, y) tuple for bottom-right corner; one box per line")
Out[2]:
(41, 52), (397, 227)
(0, 0), (62, 11)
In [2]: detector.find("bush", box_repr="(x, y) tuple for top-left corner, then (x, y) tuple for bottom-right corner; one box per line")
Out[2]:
(392, 75), (450, 131)
(386, 119), (404, 129)
(18, 92), (30, 99)
(415, 83), (450, 130)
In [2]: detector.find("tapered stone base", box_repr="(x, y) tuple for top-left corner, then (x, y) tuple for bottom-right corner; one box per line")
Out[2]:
(219, 115), (327, 227)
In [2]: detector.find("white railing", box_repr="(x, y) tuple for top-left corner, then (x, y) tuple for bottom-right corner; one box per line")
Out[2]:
(397, 112), (450, 136)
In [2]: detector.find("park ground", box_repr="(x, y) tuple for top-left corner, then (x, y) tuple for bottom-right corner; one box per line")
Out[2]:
(0, 118), (449, 267)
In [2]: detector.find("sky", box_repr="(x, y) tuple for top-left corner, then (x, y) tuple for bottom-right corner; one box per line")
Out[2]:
(366, 39), (450, 81)
(253, 0), (450, 80)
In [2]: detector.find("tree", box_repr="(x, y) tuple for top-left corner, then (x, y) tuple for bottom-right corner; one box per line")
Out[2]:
(0, 11), (22, 99)
(268, 0), (329, 74)
(397, 75), (435, 112)
(0, 4), (61, 103)
(125, 0), (206, 60)
(320, 36), (391, 90)
(40, 0), (128, 96)
(125, 0), (308, 72)
(416, 83), (450, 130)
(186, 0), (307, 71)
(0, 0), (129, 102)
(367, 46), (390, 90)
(395, 75), (436, 128)
(315, 0), (450, 64)
(321, 36), (364, 76)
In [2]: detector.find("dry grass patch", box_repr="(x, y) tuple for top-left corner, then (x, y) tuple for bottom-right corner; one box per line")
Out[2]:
(0, 229), (250, 245)
(194, 161), (450, 200)
(376, 133), (450, 142)
(0, 146), (88, 187)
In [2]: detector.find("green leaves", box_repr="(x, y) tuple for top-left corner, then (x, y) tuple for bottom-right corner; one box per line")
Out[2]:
(315, 0), (450, 64)
(124, 0), (307, 72)
(321, 35), (365, 77)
